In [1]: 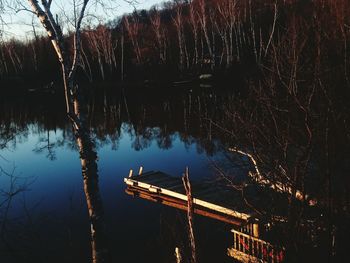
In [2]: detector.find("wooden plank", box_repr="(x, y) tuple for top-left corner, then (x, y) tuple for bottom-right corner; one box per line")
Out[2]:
(124, 177), (252, 221)
(126, 188), (246, 226)
(166, 183), (185, 191)
(136, 170), (157, 178)
(133, 171), (166, 180)
(227, 248), (263, 263)
(138, 174), (170, 183)
(139, 177), (178, 188)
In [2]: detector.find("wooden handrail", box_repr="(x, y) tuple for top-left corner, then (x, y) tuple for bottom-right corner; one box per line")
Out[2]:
(231, 229), (285, 262)
(231, 229), (268, 245)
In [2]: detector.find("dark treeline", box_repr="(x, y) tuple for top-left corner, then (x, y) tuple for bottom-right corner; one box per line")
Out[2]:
(1, 0), (349, 87)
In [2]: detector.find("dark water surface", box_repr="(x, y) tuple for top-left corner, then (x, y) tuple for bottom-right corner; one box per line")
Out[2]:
(1, 84), (349, 262)
(0, 87), (236, 263)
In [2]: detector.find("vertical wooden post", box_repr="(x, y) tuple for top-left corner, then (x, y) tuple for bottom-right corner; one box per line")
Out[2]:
(233, 231), (236, 250)
(238, 234), (241, 251)
(242, 236), (246, 253)
(175, 247), (182, 263)
(182, 167), (197, 263)
(253, 223), (259, 238)
(252, 240), (255, 257)
(138, 166), (143, 175)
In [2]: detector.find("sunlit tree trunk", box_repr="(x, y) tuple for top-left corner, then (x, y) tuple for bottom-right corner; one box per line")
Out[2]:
(173, 5), (186, 71)
(0, 45), (9, 75)
(217, 0), (237, 67)
(121, 28), (124, 81)
(189, 2), (199, 67)
(27, 1), (109, 262)
(150, 9), (166, 64)
(198, 0), (213, 68)
(73, 92), (109, 263)
(5, 42), (22, 74)
(124, 15), (142, 65)
(85, 26), (115, 80)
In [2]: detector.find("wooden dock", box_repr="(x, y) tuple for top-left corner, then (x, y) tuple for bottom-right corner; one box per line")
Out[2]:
(124, 169), (288, 262)
(124, 170), (258, 226)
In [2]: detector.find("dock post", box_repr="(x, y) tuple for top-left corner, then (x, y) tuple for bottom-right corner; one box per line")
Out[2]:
(138, 166), (143, 175)
(175, 247), (182, 263)
(182, 167), (197, 263)
(253, 223), (259, 238)
(233, 231), (236, 250)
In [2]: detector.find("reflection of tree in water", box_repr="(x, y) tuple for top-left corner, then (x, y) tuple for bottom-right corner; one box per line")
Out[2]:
(0, 159), (38, 262)
(0, 123), (30, 151)
(0, 124), (16, 150)
(1, 90), (226, 158)
(33, 130), (59, 160)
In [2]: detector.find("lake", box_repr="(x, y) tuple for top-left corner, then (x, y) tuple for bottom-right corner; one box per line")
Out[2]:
(1, 83), (349, 262)
(0, 86), (239, 263)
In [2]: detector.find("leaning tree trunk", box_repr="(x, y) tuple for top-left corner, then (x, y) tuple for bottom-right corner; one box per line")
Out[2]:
(73, 91), (109, 263)
(27, 1), (109, 262)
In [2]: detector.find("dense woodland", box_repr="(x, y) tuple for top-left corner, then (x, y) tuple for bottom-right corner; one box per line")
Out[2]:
(0, 0), (349, 86)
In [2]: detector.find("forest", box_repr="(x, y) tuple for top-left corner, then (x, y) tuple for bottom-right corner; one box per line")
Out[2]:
(0, 0), (349, 87)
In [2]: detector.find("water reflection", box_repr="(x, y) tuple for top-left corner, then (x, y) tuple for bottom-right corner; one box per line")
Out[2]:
(0, 88), (231, 263)
(0, 86), (349, 262)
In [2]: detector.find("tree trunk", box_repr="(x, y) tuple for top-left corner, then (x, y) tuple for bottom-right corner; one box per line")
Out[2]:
(27, 1), (110, 262)
(72, 79), (109, 263)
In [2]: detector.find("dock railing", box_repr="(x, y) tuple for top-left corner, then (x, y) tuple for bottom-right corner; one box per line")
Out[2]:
(229, 229), (285, 263)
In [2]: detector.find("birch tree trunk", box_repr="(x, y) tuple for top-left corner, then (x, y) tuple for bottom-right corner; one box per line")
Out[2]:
(173, 6), (185, 71)
(189, 3), (199, 67)
(27, 1), (109, 262)
(124, 15), (142, 65)
(73, 93), (109, 263)
(150, 10), (166, 64)
(198, 0), (213, 67)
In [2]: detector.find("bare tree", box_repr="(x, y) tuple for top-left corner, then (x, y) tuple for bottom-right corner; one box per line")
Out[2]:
(197, 0), (213, 67)
(124, 14), (142, 65)
(24, 1), (110, 262)
(3, 41), (23, 74)
(216, 0), (237, 67)
(85, 25), (116, 80)
(150, 8), (166, 64)
(120, 26), (124, 80)
(189, 1), (199, 67)
(172, 3), (188, 71)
